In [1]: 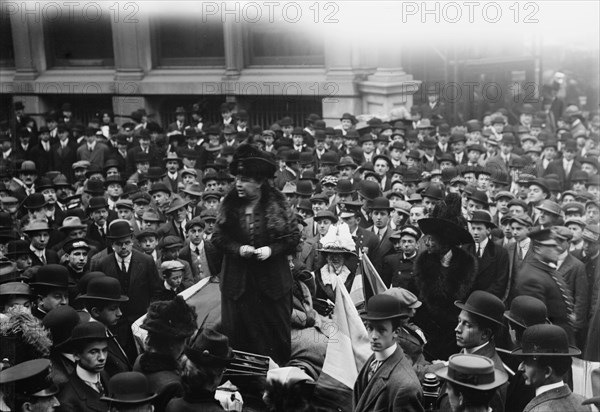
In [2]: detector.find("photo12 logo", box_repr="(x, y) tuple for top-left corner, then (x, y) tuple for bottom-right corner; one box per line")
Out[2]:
(401, 1), (540, 24)
(1, 1), (139, 23)
(200, 1), (340, 23)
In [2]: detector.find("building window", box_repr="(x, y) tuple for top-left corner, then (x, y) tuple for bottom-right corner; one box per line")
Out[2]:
(153, 18), (225, 67)
(246, 23), (324, 66)
(0, 11), (15, 67)
(45, 12), (114, 67)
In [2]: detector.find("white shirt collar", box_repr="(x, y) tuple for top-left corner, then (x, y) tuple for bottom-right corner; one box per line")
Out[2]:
(29, 244), (44, 255)
(191, 240), (204, 253)
(116, 253), (132, 267)
(88, 141), (96, 151)
(374, 342), (397, 361)
(163, 280), (176, 291)
(168, 171), (178, 180)
(536, 381), (565, 397)
(462, 340), (490, 354)
(76, 365), (100, 384)
(477, 237), (489, 253)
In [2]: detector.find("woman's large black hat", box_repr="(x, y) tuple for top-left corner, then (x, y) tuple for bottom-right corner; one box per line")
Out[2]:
(229, 144), (277, 180)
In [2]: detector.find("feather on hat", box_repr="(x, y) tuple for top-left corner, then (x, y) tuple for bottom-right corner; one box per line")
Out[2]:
(140, 296), (198, 338)
(317, 223), (357, 255)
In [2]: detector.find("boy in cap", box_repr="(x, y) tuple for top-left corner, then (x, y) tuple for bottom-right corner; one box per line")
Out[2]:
(62, 238), (91, 301)
(353, 294), (424, 412)
(101, 372), (156, 412)
(512, 324), (590, 412)
(0, 359), (60, 412)
(78, 276), (132, 377)
(153, 260), (186, 301)
(381, 225), (421, 290)
(157, 236), (194, 289)
(180, 217), (221, 282)
(57, 322), (111, 412)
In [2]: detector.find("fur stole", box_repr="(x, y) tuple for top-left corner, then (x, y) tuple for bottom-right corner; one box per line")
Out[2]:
(217, 182), (296, 244)
(414, 247), (477, 318)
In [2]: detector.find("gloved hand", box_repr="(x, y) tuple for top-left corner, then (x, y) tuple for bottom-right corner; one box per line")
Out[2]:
(239, 245), (256, 258)
(254, 247), (272, 261)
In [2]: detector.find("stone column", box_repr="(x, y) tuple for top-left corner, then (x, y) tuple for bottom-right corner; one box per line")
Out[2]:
(112, 19), (148, 81)
(10, 12), (45, 80)
(223, 20), (243, 80)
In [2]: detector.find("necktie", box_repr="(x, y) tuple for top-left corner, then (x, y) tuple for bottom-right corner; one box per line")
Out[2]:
(517, 244), (523, 261)
(378, 231), (383, 241)
(367, 360), (382, 381)
(120, 259), (127, 273)
(94, 380), (104, 395)
(476, 243), (480, 257)
(40, 253), (46, 265)
(549, 270), (575, 326)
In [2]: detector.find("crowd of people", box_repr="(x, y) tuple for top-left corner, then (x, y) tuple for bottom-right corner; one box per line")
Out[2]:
(0, 81), (599, 412)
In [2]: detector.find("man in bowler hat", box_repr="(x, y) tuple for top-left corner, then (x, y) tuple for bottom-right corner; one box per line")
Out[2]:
(101, 372), (156, 412)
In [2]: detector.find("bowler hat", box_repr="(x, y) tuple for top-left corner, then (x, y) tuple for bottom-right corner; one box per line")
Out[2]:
(504, 296), (548, 329)
(571, 170), (589, 183)
(19, 160), (37, 174)
(467, 190), (490, 206)
(30, 264), (69, 289)
(107, 220), (133, 239)
(42, 305), (89, 349)
(5, 240), (31, 258)
(435, 354), (508, 391)
(511, 324), (580, 356)
(468, 210), (497, 229)
(87, 196), (109, 211)
(67, 322), (110, 347)
(358, 180), (381, 201)
(78, 277), (129, 302)
(320, 151), (339, 166)
(23, 193), (47, 210)
(337, 157), (358, 170)
(0, 359), (58, 398)
(101, 372), (157, 406)
(141, 296), (197, 338)
(84, 179), (105, 196)
(313, 210), (337, 224)
(369, 197), (393, 212)
(528, 178), (550, 194)
(35, 177), (54, 192)
(454, 290), (505, 326)
(147, 167), (167, 180)
(184, 328), (234, 367)
(361, 294), (409, 321)
(335, 179), (355, 196)
(421, 185), (444, 201)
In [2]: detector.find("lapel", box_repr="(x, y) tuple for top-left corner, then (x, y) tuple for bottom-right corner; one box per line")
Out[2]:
(356, 346), (404, 411)
(478, 241), (496, 273)
(525, 385), (571, 411)
(556, 255), (574, 279)
(70, 374), (108, 412)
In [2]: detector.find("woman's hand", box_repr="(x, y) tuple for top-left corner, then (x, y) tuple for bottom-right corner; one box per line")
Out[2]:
(239, 245), (256, 257)
(254, 247), (272, 261)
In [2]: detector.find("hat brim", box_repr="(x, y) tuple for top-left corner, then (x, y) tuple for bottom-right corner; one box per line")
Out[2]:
(511, 346), (581, 357)
(503, 311), (526, 329)
(59, 224), (87, 232)
(184, 347), (235, 366)
(535, 206), (561, 216)
(76, 294), (129, 302)
(468, 219), (497, 229)
(101, 393), (157, 405)
(317, 246), (357, 256)
(435, 366), (508, 391)
(166, 201), (191, 214)
(29, 282), (68, 289)
(360, 312), (410, 321)
(418, 218), (474, 245)
(454, 301), (504, 326)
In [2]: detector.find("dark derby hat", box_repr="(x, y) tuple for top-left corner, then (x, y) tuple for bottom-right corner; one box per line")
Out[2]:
(101, 372), (157, 406)
(504, 296), (549, 329)
(435, 354), (508, 391)
(147, 167), (167, 180)
(140, 296), (197, 338)
(454, 290), (505, 326)
(78, 277), (129, 302)
(34, 177), (54, 192)
(42, 305), (89, 349)
(421, 184), (445, 201)
(84, 179), (105, 195)
(229, 144), (276, 180)
(5, 239), (31, 258)
(368, 197), (393, 212)
(511, 324), (580, 356)
(0, 359), (58, 398)
(67, 322), (110, 348)
(148, 182), (171, 195)
(320, 151), (339, 166)
(361, 294), (409, 321)
(133, 151), (150, 164)
(23, 193), (48, 210)
(87, 196), (109, 211)
(107, 220), (133, 240)
(336, 179), (355, 195)
(467, 189), (490, 206)
(30, 264), (69, 289)
(468, 210), (497, 229)
(337, 157), (358, 170)
(358, 180), (381, 201)
(184, 328), (235, 367)
(294, 180), (313, 197)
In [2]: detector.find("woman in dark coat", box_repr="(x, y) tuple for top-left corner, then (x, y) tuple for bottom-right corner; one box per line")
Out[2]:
(213, 144), (300, 366)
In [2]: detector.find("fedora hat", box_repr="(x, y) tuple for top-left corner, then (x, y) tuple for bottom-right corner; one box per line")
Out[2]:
(87, 196), (109, 211)
(361, 294), (409, 321)
(140, 296), (197, 338)
(165, 196), (191, 214)
(58, 216), (87, 233)
(181, 183), (203, 197)
(313, 210), (338, 224)
(184, 328), (234, 367)
(107, 220), (133, 239)
(468, 210), (497, 229)
(504, 296), (549, 329)
(337, 157), (358, 170)
(163, 151), (183, 163)
(511, 324), (580, 356)
(23, 219), (51, 235)
(454, 290), (505, 326)
(0, 281), (35, 298)
(30, 264), (69, 289)
(101, 372), (157, 406)
(435, 354), (508, 391)
(42, 305), (89, 349)
(0, 359), (58, 398)
(78, 276), (128, 302)
(23, 193), (47, 210)
(418, 218), (474, 245)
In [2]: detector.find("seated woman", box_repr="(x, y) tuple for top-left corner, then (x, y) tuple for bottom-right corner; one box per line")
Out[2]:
(313, 223), (357, 317)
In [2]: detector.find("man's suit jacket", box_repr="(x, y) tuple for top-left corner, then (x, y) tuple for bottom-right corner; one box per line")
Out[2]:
(56, 372), (109, 412)
(557, 253), (589, 332)
(523, 384), (589, 412)
(91, 250), (161, 323)
(353, 345), (424, 412)
(544, 159), (582, 191)
(30, 248), (60, 267)
(505, 240), (533, 302)
(486, 153), (521, 177)
(463, 240), (510, 299)
(179, 241), (222, 282)
(158, 220), (187, 241)
(368, 225), (395, 272)
(381, 253), (418, 291)
(51, 141), (78, 181)
(76, 142), (111, 170)
(105, 330), (133, 377)
(29, 143), (54, 175)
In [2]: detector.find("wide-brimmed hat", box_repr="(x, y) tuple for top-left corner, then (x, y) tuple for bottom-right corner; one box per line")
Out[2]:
(418, 218), (474, 245)
(58, 216), (87, 232)
(0, 359), (58, 398)
(454, 290), (505, 326)
(106, 220), (133, 240)
(468, 210), (497, 229)
(184, 328), (235, 367)
(435, 354), (508, 391)
(511, 324), (581, 356)
(229, 144), (276, 180)
(141, 296), (197, 338)
(181, 183), (203, 197)
(78, 277), (129, 302)
(317, 223), (356, 256)
(30, 264), (69, 289)
(361, 294), (409, 321)
(101, 372), (157, 406)
(504, 296), (549, 329)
